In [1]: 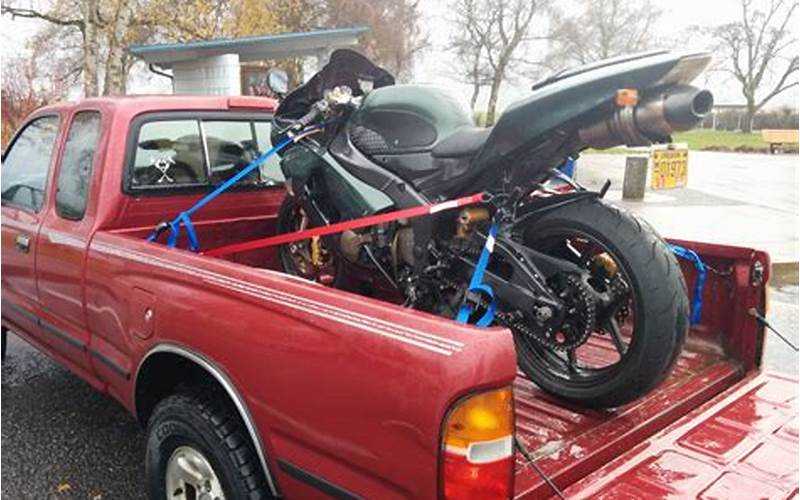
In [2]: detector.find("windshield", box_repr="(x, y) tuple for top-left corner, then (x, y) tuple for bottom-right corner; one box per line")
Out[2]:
(275, 49), (395, 121)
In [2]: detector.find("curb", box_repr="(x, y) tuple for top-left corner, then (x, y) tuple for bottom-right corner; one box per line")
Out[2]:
(771, 262), (799, 287)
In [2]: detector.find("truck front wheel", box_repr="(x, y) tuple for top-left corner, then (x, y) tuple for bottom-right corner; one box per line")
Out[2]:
(146, 388), (273, 499)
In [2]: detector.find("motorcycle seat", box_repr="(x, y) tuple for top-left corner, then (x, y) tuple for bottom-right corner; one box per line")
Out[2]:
(432, 126), (492, 158)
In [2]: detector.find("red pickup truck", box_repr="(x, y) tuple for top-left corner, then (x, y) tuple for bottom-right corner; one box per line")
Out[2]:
(2, 96), (796, 499)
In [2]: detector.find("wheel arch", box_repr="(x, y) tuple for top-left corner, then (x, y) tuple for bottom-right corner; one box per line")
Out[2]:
(134, 343), (280, 497)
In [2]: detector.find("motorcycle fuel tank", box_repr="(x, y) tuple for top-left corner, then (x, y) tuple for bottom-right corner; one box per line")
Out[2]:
(349, 84), (473, 156)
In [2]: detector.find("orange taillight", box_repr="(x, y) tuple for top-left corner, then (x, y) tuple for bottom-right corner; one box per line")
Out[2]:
(441, 387), (515, 499)
(615, 88), (639, 107)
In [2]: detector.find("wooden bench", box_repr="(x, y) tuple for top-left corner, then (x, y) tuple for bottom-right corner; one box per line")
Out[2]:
(761, 129), (799, 154)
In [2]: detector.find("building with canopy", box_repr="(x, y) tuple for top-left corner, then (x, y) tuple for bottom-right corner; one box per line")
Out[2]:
(129, 27), (369, 95)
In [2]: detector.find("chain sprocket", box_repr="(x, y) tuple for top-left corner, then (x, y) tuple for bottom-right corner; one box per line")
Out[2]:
(498, 274), (597, 351)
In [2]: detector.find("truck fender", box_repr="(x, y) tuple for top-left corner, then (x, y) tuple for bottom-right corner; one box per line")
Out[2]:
(134, 343), (280, 497)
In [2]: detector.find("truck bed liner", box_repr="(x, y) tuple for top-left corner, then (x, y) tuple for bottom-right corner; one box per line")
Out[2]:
(513, 342), (743, 498)
(562, 370), (797, 499)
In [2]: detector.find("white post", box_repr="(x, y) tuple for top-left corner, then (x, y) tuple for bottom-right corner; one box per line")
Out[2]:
(623, 156), (648, 200)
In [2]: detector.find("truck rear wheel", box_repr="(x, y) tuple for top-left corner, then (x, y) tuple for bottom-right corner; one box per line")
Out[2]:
(146, 387), (273, 499)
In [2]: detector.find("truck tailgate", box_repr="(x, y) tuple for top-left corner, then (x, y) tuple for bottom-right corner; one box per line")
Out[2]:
(562, 371), (797, 499)
(512, 240), (777, 498)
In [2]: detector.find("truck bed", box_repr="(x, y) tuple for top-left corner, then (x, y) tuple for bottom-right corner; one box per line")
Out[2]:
(511, 239), (774, 497)
(562, 370), (798, 499)
(513, 341), (742, 497)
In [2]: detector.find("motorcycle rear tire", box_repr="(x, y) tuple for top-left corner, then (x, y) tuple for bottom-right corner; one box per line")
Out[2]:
(517, 198), (689, 408)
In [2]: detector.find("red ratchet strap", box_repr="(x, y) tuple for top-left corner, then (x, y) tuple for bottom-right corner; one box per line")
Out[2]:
(203, 192), (487, 257)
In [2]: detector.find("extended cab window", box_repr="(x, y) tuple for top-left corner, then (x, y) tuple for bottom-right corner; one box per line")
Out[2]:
(129, 118), (283, 192)
(56, 111), (101, 220)
(205, 121), (260, 185)
(1, 115), (60, 212)
(132, 120), (207, 187)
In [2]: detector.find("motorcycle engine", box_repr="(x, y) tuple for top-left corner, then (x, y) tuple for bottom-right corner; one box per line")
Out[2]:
(336, 207), (493, 315)
(338, 206), (490, 268)
(338, 223), (415, 268)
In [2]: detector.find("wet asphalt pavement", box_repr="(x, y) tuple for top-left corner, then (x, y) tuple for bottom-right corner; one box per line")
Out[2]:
(2, 286), (798, 498)
(1, 333), (146, 499)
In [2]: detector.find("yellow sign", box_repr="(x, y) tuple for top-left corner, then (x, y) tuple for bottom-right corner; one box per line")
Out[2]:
(650, 148), (688, 189)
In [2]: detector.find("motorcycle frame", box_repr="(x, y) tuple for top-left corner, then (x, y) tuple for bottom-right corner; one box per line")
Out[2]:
(288, 129), (606, 315)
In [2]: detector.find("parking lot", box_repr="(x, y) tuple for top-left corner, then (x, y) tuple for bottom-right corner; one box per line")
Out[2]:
(2, 282), (797, 498)
(2, 333), (146, 499)
(577, 151), (799, 264)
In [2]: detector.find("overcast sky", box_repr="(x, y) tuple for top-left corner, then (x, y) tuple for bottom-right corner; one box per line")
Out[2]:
(414, 0), (799, 110)
(2, 0), (797, 110)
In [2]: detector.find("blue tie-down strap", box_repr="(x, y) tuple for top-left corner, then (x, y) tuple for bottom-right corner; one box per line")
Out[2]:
(148, 135), (295, 250)
(670, 244), (706, 325)
(559, 156), (576, 178)
(456, 222), (500, 327)
(163, 212), (199, 252)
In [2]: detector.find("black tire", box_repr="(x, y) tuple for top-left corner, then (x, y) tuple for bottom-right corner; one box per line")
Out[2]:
(276, 194), (346, 287)
(517, 198), (689, 408)
(146, 387), (274, 500)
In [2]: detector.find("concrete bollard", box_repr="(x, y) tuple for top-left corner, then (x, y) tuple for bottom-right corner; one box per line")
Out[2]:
(622, 156), (648, 200)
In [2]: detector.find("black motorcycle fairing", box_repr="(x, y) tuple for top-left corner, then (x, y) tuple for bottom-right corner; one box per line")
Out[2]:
(369, 153), (477, 199)
(530, 50), (671, 91)
(328, 130), (430, 207)
(343, 84), (489, 197)
(512, 190), (603, 231)
(275, 49), (395, 122)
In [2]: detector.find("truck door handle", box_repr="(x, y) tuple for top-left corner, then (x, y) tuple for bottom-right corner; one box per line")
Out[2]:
(15, 233), (30, 253)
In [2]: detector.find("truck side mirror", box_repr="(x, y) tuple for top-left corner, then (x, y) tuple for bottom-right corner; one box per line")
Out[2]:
(266, 69), (289, 97)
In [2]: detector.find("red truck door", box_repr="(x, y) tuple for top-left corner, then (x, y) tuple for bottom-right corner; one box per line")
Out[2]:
(1, 114), (62, 316)
(35, 109), (104, 367)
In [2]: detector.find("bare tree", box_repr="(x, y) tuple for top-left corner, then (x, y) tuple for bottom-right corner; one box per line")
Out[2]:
(2, 0), (147, 96)
(548, 0), (662, 67)
(448, 0), (494, 110)
(102, 0), (138, 95)
(449, 0), (548, 125)
(711, 0), (798, 132)
(319, 0), (428, 80)
(2, 35), (72, 147)
(486, 0), (551, 125)
(2, 0), (99, 95)
(3, 0), (425, 99)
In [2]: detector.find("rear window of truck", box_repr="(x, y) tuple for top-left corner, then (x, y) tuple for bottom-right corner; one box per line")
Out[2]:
(126, 113), (282, 193)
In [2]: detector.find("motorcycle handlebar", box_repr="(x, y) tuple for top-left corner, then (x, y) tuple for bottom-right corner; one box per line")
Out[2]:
(296, 102), (325, 128)
(290, 88), (357, 132)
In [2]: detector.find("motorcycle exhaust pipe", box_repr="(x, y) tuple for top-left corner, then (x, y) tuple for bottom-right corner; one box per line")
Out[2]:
(578, 85), (714, 149)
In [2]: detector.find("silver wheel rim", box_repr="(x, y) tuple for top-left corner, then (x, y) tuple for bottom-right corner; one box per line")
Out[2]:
(165, 446), (226, 500)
